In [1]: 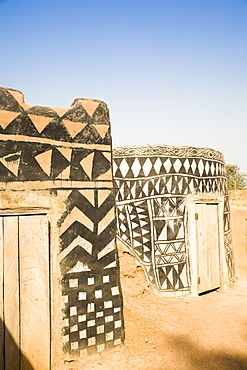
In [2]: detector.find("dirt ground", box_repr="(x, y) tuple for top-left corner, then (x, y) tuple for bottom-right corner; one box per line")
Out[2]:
(69, 191), (247, 370)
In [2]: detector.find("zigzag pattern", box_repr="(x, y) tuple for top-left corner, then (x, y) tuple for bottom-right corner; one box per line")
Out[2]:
(154, 242), (186, 265)
(114, 176), (227, 202)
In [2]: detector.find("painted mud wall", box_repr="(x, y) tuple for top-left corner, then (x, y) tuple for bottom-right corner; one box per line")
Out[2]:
(0, 87), (124, 369)
(113, 145), (235, 295)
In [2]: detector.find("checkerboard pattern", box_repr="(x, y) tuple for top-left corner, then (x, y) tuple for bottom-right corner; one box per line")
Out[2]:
(0, 87), (124, 357)
(62, 268), (123, 355)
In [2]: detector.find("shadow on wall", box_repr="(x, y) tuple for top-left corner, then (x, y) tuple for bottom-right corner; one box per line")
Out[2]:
(0, 318), (33, 370)
(166, 333), (247, 370)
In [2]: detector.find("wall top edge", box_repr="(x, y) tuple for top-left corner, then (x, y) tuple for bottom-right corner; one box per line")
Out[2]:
(1, 87), (109, 112)
(0, 86), (111, 145)
(113, 144), (225, 163)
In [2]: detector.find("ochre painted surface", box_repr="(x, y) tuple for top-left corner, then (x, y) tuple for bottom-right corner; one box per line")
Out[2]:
(0, 87), (124, 369)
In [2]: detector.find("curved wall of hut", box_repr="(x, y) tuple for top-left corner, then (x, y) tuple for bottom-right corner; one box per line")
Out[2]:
(113, 145), (235, 296)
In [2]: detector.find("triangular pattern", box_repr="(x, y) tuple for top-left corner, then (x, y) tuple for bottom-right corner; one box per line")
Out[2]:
(92, 124), (109, 139)
(63, 120), (88, 139)
(81, 100), (99, 116)
(79, 189), (95, 206)
(55, 166), (70, 180)
(0, 87), (124, 356)
(35, 149), (53, 176)
(80, 152), (95, 179)
(0, 151), (21, 177)
(27, 114), (53, 133)
(92, 151), (111, 180)
(114, 147), (231, 294)
(51, 148), (71, 179)
(0, 110), (20, 129)
(57, 147), (72, 162)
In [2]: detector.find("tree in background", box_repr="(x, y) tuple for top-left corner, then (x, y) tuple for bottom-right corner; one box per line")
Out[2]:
(226, 164), (247, 190)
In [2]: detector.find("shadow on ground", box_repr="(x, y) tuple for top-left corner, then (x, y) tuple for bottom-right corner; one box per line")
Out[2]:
(165, 332), (247, 370)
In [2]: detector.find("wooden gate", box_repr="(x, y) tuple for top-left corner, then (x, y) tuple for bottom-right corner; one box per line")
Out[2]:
(0, 213), (50, 370)
(195, 203), (220, 294)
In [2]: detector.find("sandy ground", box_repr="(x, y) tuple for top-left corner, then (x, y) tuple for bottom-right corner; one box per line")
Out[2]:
(68, 193), (247, 370)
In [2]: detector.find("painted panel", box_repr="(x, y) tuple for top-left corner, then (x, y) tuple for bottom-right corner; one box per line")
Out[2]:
(113, 145), (232, 294)
(19, 215), (50, 370)
(0, 86), (124, 360)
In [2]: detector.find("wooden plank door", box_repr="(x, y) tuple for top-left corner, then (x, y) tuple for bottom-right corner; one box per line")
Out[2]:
(0, 214), (50, 370)
(3, 216), (20, 369)
(196, 203), (220, 294)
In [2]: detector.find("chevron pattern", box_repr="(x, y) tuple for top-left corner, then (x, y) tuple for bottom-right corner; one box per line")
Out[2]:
(113, 146), (233, 293)
(59, 188), (124, 355)
(0, 87), (124, 357)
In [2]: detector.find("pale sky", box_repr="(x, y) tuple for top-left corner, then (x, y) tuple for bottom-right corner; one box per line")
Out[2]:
(0, 0), (246, 172)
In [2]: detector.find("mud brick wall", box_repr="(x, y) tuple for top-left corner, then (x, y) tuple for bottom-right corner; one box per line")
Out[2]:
(113, 145), (234, 295)
(0, 87), (124, 368)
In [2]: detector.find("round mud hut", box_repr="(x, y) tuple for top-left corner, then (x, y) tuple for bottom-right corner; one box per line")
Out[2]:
(113, 145), (235, 296)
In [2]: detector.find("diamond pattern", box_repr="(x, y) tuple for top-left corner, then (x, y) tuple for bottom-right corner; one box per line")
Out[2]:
(113, 145), (234, 294)
(113, 156), (226, 179)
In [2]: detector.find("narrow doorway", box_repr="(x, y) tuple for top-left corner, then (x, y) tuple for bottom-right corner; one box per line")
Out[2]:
(0, 214), (50, 370)
(195, 203), (220, 294)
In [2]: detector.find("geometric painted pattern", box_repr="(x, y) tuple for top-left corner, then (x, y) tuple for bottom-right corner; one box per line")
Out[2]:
(0, 86), (124, 356)
(0, 142), (112, 182)
(114, 175), (227, 202)
(113, 155), (226, 179)
(113, 145), (234, 292)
